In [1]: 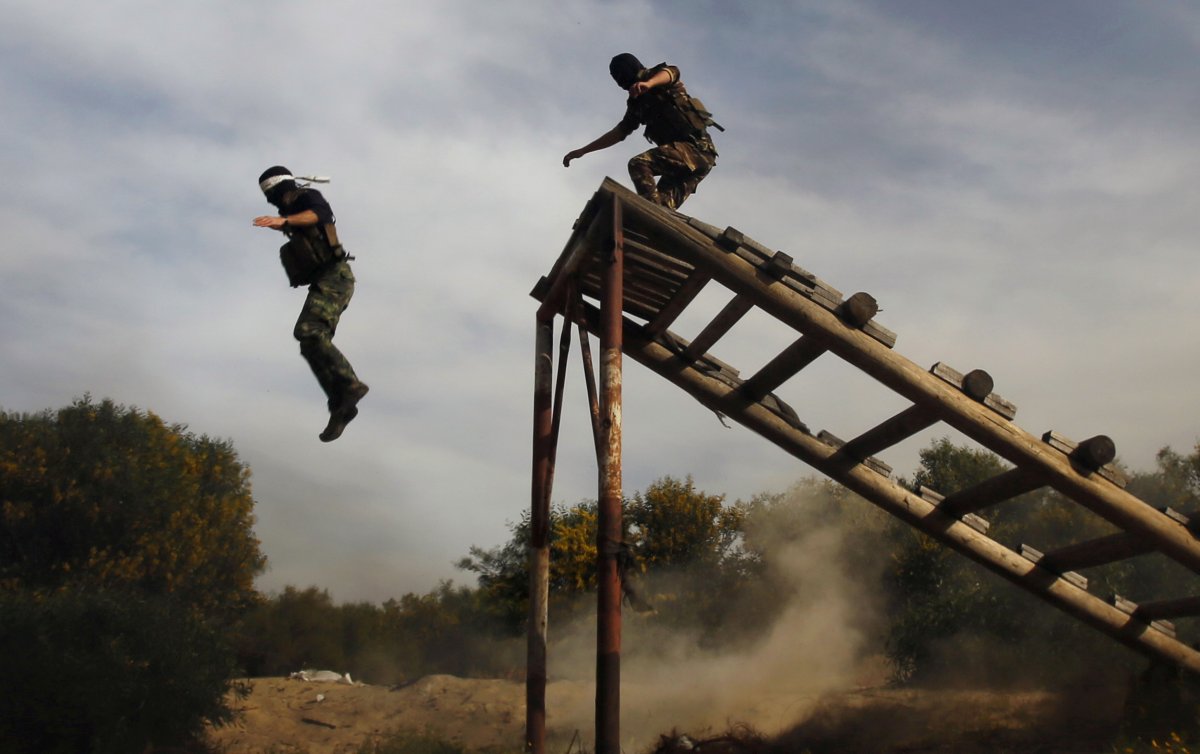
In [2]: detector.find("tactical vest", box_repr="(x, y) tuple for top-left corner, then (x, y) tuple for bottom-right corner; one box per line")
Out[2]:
(641, 82), (723, 151)
(279, 222), (343, 288)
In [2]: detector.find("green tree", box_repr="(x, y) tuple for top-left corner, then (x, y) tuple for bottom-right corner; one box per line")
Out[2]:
(0, 396), (266, 619)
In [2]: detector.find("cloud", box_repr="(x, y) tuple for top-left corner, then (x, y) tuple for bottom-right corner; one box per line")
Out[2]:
(3, 0), (1199, 602)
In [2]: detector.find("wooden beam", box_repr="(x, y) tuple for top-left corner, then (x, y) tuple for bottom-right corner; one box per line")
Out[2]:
(681, 294), (755, 362)
(836, 404), (940, 463)
(937, 467), (1046, 517)
(739, 335), (827, 402)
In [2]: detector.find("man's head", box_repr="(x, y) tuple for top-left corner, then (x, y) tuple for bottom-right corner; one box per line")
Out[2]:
(609, 53), (644, 90)
(258, 165), (296, 206)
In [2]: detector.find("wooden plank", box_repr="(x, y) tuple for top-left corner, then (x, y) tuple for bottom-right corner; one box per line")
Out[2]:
(739, 334), (828, 402)
(642, 269), (712, 339)
(938, 466), (1046, 517)
(838, 404), (940, 462)
(682, 295), (755, 362)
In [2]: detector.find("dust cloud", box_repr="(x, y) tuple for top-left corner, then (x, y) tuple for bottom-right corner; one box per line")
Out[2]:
(543, 493), (890, 747)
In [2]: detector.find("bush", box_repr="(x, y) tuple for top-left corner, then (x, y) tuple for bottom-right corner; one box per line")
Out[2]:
(0, 589), (243, 754)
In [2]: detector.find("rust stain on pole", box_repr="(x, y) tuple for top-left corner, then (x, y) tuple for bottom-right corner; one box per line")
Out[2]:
(595, 197), (624, 754)
(526, 316), (554, 754)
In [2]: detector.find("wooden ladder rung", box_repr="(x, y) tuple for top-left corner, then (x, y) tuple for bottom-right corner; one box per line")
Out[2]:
(1041, 531), (1156, 572)
(642, 268), (711, 338)
(1126, 595), (1200, 621)
(682, 294), (755, 362)
(838, 404), (940, 462)
(739, 334), (827, 402)
(938, 467), (1045, 517)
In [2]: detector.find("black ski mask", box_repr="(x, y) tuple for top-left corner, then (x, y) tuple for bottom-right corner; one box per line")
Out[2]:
(609, 53), (644, 90)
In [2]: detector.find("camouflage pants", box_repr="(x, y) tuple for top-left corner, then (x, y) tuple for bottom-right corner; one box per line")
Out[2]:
(294, 260), (360, 409)
(627, 140), (716, 210)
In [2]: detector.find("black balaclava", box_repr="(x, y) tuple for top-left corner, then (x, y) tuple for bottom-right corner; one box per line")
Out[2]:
(609, 53), (644, 90)
(258, 165), (297, 208)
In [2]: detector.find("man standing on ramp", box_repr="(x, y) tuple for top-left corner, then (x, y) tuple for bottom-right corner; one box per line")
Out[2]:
(563, 53), (721, 210)
(253, 166), (368, 442)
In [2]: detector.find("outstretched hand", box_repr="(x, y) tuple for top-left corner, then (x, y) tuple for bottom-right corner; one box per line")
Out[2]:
(562, 150), (582, 167)
(253, 215), (286, 230)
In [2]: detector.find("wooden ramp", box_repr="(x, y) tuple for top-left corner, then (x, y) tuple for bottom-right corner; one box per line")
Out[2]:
(532, 178), (1200, 674)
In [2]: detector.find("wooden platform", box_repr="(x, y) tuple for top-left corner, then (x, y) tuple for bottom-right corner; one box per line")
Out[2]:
(532, 178), (1200, 674)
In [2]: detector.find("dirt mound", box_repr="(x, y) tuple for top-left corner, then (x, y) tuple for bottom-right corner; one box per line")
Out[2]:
(206, 676), (1125, 754)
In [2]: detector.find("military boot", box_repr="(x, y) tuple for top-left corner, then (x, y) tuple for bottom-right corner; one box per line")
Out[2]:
(319, 381), (370, 442)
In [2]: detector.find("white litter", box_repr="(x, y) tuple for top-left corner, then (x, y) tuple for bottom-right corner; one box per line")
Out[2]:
(289, 669), (356, 685)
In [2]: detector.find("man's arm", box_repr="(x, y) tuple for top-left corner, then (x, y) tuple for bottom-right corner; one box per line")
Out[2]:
(628, 67), (675, 98)
(563, 126), (628, 167)
(252, 209), (321, 231)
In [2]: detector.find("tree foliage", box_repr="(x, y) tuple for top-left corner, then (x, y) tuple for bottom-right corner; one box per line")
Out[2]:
(0, 397), (266, 620)
(0, 589), (242, 754)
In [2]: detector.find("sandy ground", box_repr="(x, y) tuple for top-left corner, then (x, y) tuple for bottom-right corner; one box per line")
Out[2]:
(205, 673), (1125, 754)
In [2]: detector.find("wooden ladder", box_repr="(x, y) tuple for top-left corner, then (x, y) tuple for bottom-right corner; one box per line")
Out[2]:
(533, 178), (1200, 673)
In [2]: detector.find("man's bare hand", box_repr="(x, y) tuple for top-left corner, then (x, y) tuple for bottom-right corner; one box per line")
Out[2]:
(629, 81), (651, 97)
(562, 150), (583, 167)
(253, 215), (286, 230)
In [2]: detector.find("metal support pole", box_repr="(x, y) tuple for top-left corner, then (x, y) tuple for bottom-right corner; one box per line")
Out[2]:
(526, 316), (554, 754)
(595, 197), (624, 754)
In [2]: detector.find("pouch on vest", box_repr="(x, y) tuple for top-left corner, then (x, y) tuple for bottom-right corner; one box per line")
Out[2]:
(279, 231), (337, 288)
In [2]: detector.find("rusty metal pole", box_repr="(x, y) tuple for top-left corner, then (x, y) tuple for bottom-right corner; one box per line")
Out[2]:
(595, 197), (624, 754)
(526, 315), (554, 754)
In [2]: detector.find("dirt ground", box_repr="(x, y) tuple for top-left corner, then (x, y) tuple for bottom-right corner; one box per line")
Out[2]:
(205, 673), (1127, 754)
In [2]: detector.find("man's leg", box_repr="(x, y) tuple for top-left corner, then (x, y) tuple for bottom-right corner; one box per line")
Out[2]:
(293, 262), (367, 440)
(654, 142), (715, 210)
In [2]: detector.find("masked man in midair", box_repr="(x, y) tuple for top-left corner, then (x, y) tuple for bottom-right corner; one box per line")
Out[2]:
(563, 53), (719, 210)
(253, 166), (368, 442)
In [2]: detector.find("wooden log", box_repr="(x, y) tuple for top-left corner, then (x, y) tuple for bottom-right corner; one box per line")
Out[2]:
(1043, 431), (1126, 486)
(838, 404), (940, 462)
(739, 334), (828, 402)
(961, 369), (994, 401)
(930, 362), (1016, 418)
(681, 294), (755, 362)
(839, 292), (879, 328)
(937, 466), (1046, 517)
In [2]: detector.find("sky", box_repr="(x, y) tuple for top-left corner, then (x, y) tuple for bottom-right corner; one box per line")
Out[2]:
(2, 1), (1199, 603)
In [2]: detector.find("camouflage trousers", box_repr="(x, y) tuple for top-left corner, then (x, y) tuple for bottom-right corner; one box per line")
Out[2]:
(294, 260), (361, 409)
(627, 140), (717, 210)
